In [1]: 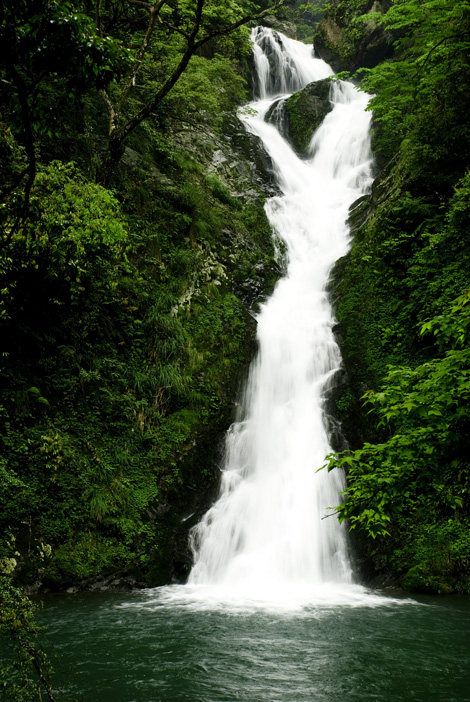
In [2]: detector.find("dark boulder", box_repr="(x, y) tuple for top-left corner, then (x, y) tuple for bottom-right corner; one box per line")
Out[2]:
(265, 79), (333, 156)
(260, 14), (297, 40)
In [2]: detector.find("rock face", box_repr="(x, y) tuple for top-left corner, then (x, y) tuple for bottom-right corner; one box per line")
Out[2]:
(260, 14), (297, 40)
(137, 120), (283, 587)
(265, 79), (333, 156)
(314, 0), (395, 74)
(265, 97), (290, 140)
(223, 115), (281, 201)
(284, 79), (333, 154)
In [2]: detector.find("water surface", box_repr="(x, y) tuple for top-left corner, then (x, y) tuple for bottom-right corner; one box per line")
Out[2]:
(39, 588), (470, 702)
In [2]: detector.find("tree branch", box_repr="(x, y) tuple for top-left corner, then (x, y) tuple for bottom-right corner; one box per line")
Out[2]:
(100, 87), (118, 136)
(114, 0), (206, 143)
(24, 641), (56, 702)
(118, 0), (168, 110)
(99, 0), (286, 184)
(95, 0), (102, 34)
(414, 31), (466, 83)
(120, 0), (285, 141)
(159, 18), (191, 41)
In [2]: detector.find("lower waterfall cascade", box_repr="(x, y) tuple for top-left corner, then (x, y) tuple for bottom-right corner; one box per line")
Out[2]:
(188, 27), (374, 602)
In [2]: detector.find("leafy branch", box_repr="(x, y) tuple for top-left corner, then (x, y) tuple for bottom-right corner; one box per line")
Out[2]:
(99, 0), (286, 184)
(324, 290), (470, 538)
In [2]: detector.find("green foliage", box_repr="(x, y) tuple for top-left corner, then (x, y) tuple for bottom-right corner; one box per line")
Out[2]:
(328, 291), (470, 534)
(0, 0), (130, 90)
(160, 54), (248, 132)
(0, 0), (132, 231)
(95, 0), (287, 183)
(19, 161), (127, 301)
(0, 3), (286, 697)
(336, 0), (373, 58)
(0, 162), (157, 585)
(360, 0), (470, 168)
(314, 0), (373, 62)
(46, 535), (134, 585)
(295, 1), (327, 42)
(326, 292), (470, 588)
(397, 518), (470, 594)
(327, 0), (470, 584)
(206, 175), (243, 209)
(0, 579), (55, 701)
(0, 110), (276, 589)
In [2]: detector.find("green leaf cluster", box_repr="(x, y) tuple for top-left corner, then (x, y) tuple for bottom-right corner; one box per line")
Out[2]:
(325, 292), (470, 589)
(327, 291), (470, 531)
(0, 578), (55, 701)
(360, 0), (470, 170)
(322, 0), (470, 592)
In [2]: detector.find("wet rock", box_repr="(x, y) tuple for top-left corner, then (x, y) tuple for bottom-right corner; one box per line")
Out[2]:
(284, 79), (333, 155)
(265, 79), (333, 156)
(214, 115), (281, 199)
(260, 14), (297, 40)
(251, 27), (306, 97)
(83, 575), (148, 592)
(265, 98), (289, 140)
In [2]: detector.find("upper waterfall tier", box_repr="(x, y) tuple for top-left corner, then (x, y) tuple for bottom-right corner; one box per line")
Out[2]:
(251, 26), (332, 99)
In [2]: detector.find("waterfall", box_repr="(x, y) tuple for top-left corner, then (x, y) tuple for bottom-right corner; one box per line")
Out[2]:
(188, 28), (373, 597)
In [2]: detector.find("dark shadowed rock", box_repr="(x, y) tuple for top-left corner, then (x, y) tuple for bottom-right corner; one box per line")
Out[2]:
(314, 0), (395, 75)
(264, 97), (289, 140)
(260, 14), (297, 40)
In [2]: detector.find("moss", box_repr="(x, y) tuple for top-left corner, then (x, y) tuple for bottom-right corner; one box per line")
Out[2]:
(1, 93), (281, 590)
(44, 535), (134, 587)
(284, 79), (333, 155)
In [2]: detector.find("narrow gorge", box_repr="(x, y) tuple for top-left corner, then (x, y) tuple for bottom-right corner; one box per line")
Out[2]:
(2, 2), (470, 698)
(32, 27), (470, 702)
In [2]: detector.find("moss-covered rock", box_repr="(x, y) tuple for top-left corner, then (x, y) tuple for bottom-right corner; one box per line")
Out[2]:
(265, 79), (333, 156)
(314, 0), (394, 74)
(285, 79), (332, 154)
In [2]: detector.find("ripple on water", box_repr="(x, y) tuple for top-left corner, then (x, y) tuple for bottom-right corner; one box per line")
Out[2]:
(116, 581), (419, 615)
(38, 587), (470, 702)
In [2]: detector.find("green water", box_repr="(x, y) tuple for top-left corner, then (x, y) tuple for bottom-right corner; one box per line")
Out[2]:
(38, 586), (470, 702)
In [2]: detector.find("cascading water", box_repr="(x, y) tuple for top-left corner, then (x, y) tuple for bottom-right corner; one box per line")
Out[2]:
(188, 27), (373, 601)
(32, 30), (442, 702)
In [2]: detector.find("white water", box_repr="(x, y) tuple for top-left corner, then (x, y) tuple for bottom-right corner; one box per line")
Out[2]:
(186, 27), (375, 606)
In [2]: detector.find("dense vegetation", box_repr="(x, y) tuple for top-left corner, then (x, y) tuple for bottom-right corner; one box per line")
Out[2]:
(0, 0), (304, 696)
(1, 0), (311, 585)
(0, 0), (334, 694)
(323, 0), (470, 593)
(2, 0), (470, 696)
